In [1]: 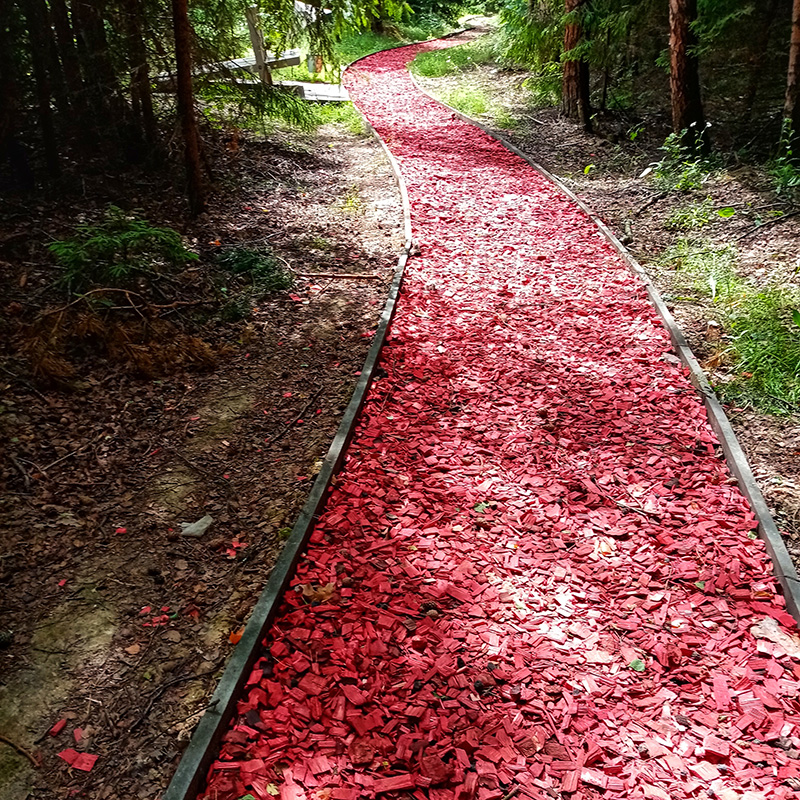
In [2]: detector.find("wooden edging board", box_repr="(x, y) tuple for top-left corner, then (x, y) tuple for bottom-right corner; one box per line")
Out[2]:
(161, 89), (413, 800)
(407, 72), (800, 627)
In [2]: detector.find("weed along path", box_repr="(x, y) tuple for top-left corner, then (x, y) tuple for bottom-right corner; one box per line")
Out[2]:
(197, 41), (800, 800)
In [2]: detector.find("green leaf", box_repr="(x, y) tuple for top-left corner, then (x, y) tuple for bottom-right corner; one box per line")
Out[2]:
(474, 501), (489, 513)
(694, 580), (706, 589)
(584, 163), (596, 175)
(238, 795), (257, 800)
(792, 309), (800, 327)
(628, 658), (646, 672)
(716, 207), (736, 218)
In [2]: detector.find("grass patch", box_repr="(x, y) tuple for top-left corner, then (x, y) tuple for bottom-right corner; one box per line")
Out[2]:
(660, 238), (800, 412)
(312, 101), (365, 134)
(410, 39), (496, 78)
(439, 86), (490, 116)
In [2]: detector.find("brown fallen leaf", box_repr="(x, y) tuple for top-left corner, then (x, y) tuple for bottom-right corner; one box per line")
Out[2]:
(301, 582), (336, 603)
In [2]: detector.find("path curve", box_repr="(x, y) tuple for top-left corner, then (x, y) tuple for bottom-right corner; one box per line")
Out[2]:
(199, 40), (800, 800)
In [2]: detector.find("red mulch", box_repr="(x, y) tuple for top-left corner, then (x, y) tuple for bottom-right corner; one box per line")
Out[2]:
(198, 39), (800, 800)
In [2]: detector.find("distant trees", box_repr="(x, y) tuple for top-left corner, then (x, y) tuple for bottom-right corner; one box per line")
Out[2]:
(668, 0), (707, 149)
(561, 0), (591, 131)
(0, 0), (407, 209)
(496, 0), (800, 153)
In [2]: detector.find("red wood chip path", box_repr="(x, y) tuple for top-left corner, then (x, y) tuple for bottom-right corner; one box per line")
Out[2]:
(199, 40), (800, 800)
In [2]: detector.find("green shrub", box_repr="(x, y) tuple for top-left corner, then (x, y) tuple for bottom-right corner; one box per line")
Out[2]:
(522, 63), (561, 108)
(49, 206), (197, 291)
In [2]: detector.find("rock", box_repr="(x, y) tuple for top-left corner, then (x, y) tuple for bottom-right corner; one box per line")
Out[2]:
(180, 515), (214, 538)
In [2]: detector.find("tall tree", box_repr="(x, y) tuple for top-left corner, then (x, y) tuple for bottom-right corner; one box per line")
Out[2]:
(172, 0), (206, 214)
(20, 0), (60, 176)
(561, 0), (592, 132)
(668, 0), (707, 149)
(785, 0), (800, 138)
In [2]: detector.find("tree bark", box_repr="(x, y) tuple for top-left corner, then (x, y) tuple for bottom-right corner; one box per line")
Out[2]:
(561, 0), (592, 132)
(743, 0), (778, 122)
(49, 0), (88, 113)
(668, 0), (707, 150)
(0, 0), (34, 189)
(21, 0), (60, 176)
(171, 0), (206, 215)
(125, 0), (157, 144)
(785, 0), (800, 136)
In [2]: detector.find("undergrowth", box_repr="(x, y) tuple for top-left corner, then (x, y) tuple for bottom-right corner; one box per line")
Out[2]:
(651, 127), (717, 193)
(660, 238), (800, 412)
(49, 206), (197, 292)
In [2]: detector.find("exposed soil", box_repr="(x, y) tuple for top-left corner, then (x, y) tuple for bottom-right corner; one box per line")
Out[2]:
(414, 31), (800, 568)
(0, 115), (402, 798)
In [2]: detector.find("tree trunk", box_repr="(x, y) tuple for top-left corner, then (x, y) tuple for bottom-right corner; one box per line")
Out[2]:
(171, 0), (206, 215)
(21, 0), (60, 176)
(668, 0), (707, 150)
(0, 0), (34, 189)
(561, 0), (592, 132)
(49, 0), (88, 113)
(743, 0), (778, 122)
(785, 0), (800, 137)
(125, 0), (157, 144)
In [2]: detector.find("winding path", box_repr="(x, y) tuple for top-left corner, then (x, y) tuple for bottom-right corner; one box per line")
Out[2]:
(199, 40), (800, 800)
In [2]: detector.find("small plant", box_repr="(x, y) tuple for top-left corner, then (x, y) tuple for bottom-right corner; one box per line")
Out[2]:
(652, 126), (715, 192)
(769, 120), (800, 201)
(341, 187), (364, 214)
(665, 197), (713, 231)
(216, 246), (294, 293)
(49, 206), (197, 291)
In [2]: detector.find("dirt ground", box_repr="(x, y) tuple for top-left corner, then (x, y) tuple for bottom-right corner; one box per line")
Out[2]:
(414, 45), (800, 568)
(0, 115), (402, 798)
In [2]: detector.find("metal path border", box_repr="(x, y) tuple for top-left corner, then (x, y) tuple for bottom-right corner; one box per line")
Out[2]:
(161, 96), (413, 800)
(407, 70), (800, 626)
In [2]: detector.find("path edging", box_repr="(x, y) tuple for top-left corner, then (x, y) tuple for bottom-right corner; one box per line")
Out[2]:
(161, 100), (414, 800)
(408, 72), (800, 627)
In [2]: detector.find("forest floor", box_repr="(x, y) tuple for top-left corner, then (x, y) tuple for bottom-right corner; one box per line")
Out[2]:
(412, 27), (800, 568)
(0, 114), (402, 798)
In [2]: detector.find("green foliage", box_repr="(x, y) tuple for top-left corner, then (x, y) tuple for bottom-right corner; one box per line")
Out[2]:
(198, 82), (317, 131)
(653, 127), (715, 193)
(665, 197), (713, 231)
(521, 63), (561, 108)
(216, 246), (294, 292)
(49, 207), (198, 291)
(497, 0), (562, 68)
(660, 238), (800, 412)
